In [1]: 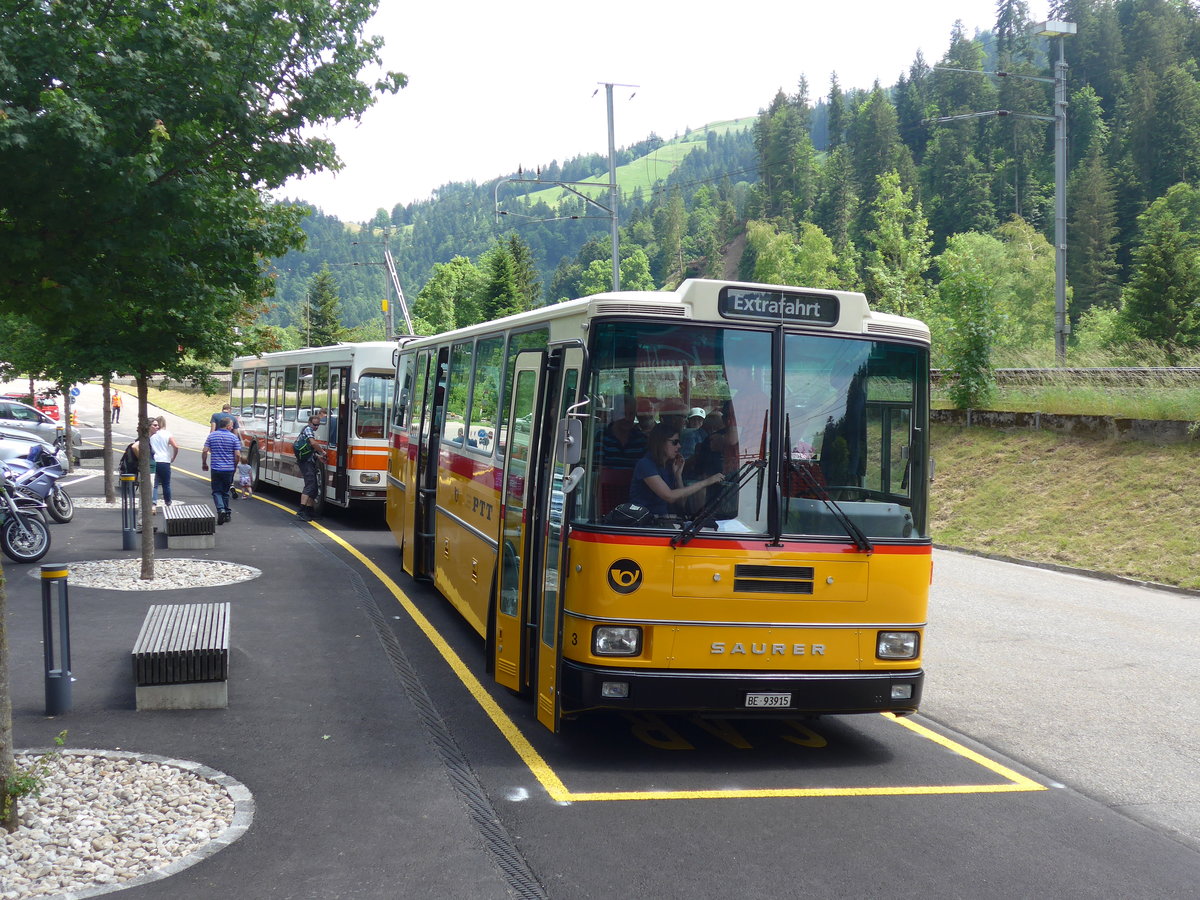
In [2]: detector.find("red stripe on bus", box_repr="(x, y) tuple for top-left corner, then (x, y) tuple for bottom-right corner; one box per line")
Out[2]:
(569, 530), (932, 554)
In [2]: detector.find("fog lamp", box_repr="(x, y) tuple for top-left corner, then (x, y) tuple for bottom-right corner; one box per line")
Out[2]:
(593, 626), (642, 656)
(359, 472), (381, 485)
(877, 631), (919, 660)
(601, 682), (630, 699)
(891, 684), (913, 700)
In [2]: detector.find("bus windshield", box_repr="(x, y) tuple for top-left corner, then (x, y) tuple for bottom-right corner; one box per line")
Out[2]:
(575, 320), (928, 541)
(355, 373), (392, 439)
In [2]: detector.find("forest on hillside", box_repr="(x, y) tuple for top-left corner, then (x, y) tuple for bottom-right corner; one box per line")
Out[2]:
(267, 0), (1200, 396)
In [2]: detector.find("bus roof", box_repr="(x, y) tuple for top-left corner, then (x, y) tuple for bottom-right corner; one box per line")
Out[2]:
(395, 278), (931, 351)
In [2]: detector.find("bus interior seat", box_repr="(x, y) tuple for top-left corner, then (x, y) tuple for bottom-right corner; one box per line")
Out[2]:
(599, 467), (633, 516)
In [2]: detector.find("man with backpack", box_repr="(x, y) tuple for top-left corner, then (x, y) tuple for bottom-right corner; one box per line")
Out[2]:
(201, 417), (241, 524)
(295, 411), (321, 521)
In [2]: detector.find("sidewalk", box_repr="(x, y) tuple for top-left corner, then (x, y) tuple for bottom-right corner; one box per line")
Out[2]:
(4, 390), (514, 898)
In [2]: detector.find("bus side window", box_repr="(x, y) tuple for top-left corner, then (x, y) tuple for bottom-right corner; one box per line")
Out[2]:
(467, 336), (503, 456)
(445, 342), (473, 444)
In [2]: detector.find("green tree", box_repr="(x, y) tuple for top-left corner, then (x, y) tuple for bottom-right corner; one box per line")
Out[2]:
(577, 248), (656, 296)
(745, 220), (838, 288)
(850, 85), (916, 230)
(303, 265), (346, 346)
(504, 234), (542, 310)
(653, 188), (688, 285)
(992, 217), (1056, 353)
(0, 0), (402, 829)
(414, 256), (480, 333)
(933, 231), (1006, 408)
(862, 171), (933, 318)
(474, 242), (526, 324)
(1120, 183), (1200, 358)
(1068, 148), (1121, 321)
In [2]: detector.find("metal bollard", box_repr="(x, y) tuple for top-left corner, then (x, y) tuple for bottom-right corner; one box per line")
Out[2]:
(120, 473), (137, 549)
(41, 564), (73, 716)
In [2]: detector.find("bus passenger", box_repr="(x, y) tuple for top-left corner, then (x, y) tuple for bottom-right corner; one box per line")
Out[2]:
(680, 407), (707, 456)
(629, 423), (724, 518)
(600, 397), (647, 470)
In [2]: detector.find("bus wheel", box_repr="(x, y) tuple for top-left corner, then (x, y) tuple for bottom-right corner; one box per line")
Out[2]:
(250, 446), (263, 490)
(311, 462), (326, 518)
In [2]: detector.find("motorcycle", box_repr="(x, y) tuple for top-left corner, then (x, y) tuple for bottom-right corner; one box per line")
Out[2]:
(4, 443), (74, 523)
(0, 467), (51, 563)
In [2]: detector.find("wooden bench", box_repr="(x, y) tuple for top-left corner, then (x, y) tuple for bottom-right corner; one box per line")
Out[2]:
(132, 602), (230, 710)
(162, 503), (217, 549)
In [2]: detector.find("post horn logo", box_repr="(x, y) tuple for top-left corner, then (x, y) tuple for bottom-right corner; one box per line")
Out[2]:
(607, 559), (643, 594)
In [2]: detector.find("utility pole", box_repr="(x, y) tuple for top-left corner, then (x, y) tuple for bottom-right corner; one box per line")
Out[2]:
(605, 83), (620, 291)
(1038, 21), (1076, 366)
(350, 229), (413, 337)
(494, 81), (636, 293)
(930, 18), (1075, 364)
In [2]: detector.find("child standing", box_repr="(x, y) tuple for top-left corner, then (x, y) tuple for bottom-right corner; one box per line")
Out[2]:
(235, 460), (253, 499)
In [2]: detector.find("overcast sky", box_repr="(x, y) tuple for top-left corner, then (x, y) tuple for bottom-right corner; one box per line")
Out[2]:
(282, 1), (1052, 222)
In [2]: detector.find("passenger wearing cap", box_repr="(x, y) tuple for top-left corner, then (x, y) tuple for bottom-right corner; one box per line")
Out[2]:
(680, 406), (707, 456)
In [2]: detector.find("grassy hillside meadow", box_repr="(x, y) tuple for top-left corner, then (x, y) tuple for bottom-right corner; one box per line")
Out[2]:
(521, 118), (755, 208)
(137, 382), (1200, 592)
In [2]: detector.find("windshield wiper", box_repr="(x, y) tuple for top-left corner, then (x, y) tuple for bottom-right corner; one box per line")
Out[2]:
(786, 458), (874, 554)
(672, 459), (766, 547)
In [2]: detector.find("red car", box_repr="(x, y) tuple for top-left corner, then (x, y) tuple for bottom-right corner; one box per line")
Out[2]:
(0, 393), (60, 420)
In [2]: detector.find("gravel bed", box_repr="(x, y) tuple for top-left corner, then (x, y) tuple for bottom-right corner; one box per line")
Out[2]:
(31, 558), (260, 591)
(0, 750), (252, 899)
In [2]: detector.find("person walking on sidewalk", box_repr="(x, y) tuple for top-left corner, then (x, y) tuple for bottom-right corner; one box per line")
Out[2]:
(209, 402), (239, 434)
(150, 415), (179, 507)
(110, 390), (122, 424)
(296, 411), (321, 521)
(202, 417), (241, 524)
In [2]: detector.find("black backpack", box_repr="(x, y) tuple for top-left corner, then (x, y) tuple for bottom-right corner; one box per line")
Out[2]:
(118, 443), (138, 475)
(293, 433), (313, 461)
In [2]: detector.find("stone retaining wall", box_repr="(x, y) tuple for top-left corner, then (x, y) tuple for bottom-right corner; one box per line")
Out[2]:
(932, 409), (1198, 444)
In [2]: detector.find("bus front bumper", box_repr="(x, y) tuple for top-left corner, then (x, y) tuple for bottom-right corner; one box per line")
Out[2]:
(559, 661), (923, 717)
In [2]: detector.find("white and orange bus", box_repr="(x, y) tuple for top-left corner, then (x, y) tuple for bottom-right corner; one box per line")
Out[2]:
(387, 279), (931, 732)
(230, 342), (395, 514)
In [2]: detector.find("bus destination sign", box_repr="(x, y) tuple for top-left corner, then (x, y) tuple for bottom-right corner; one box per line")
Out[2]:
(718, 288), (840, 326)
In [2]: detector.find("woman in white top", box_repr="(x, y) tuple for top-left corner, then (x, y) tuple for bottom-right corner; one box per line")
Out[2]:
(150, 415), (180, 506)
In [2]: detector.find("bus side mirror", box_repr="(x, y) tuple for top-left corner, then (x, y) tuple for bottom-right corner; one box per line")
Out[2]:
(561, 467), (585, 495)
(558, 417), (582, 465)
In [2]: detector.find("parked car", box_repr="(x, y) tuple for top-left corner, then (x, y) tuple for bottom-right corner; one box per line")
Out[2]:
(0, 427), (62, 465)
(0, 392), (60, 420)
(0, 398), (67, 445)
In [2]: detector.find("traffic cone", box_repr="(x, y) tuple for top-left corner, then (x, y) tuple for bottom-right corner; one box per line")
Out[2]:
(71, 411), (78, 425)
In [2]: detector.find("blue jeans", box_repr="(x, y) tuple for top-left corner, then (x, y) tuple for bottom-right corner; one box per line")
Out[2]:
(152, 462), (172, 504)
(210, 469), (234, 513)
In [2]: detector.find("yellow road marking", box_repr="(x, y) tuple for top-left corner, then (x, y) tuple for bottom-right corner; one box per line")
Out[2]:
(321, 517), (1046, 802)
(165, 477), (1048, 804)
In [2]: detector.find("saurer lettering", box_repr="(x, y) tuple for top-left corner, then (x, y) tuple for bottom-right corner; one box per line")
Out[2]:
(710, 642), (826, 656)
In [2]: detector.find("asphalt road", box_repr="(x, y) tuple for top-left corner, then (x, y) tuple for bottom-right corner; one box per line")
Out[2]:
(922, 549), (1200, 851)
(15, 379), (1200, 898)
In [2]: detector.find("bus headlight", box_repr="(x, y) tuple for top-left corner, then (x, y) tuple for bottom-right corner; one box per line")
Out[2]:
(359, 472), (381, 485)
(593, 626), (642, 657)
(876, 631), (919, 660)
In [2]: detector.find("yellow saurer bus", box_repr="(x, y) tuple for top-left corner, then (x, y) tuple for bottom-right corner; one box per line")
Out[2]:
(387, 279), (931, 732)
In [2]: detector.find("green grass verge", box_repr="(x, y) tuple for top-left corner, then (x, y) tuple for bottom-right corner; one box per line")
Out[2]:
(931, 424), (1199, 590)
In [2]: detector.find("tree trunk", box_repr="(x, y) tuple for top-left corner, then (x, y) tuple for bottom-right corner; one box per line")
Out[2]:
(60, 382), (74, 474)
(0, 567), (18, 833)
(137, 373), (155, 581)
(103, 376), (115, 503)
